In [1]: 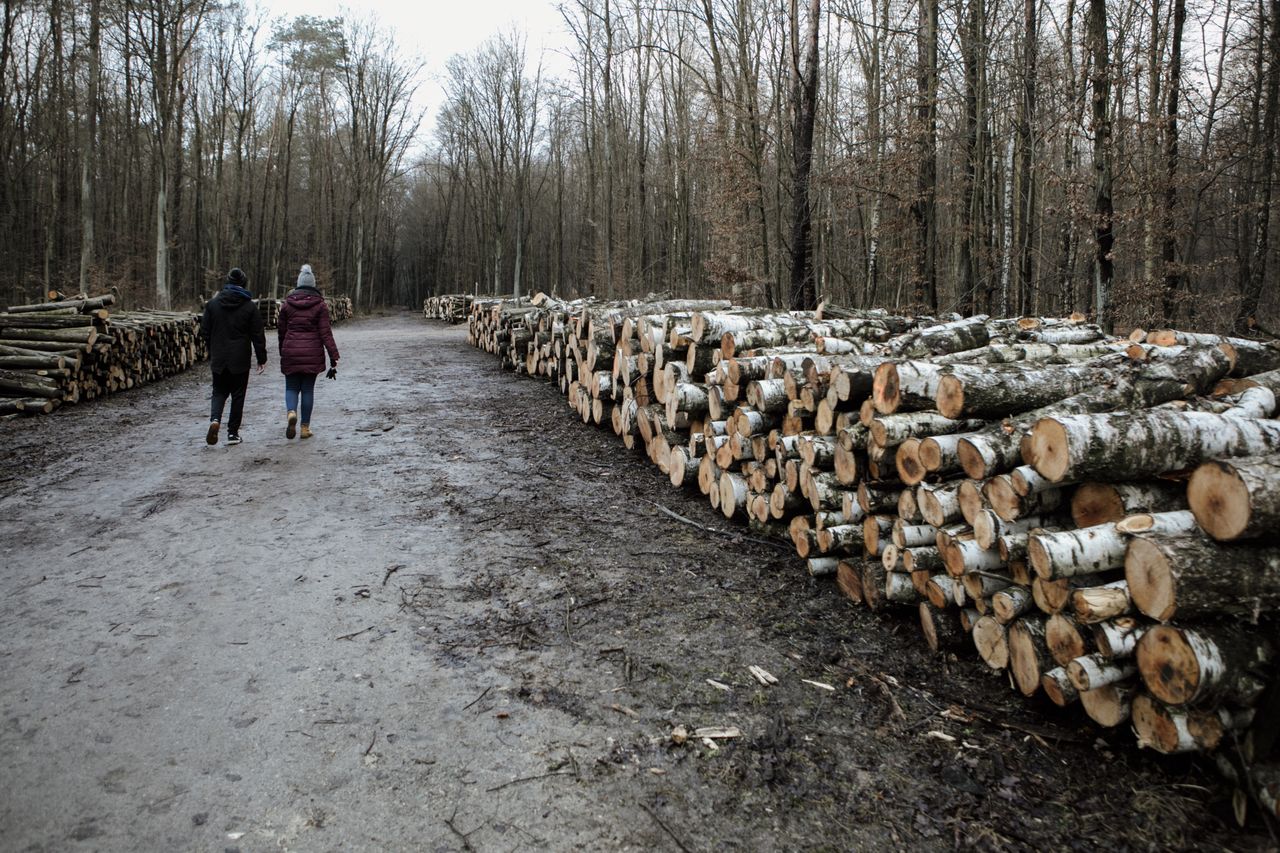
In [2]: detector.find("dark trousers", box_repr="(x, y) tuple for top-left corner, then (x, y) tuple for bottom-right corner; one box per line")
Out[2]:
(211, 370), (250, 434)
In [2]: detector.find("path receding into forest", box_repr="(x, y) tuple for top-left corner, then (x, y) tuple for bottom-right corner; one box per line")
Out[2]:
(0, 314), (1263, 851)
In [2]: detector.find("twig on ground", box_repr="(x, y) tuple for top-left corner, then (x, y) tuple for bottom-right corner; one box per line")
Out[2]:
(364, 730), (377, 756)
(335, 626), (375, 641)
(444, 806), (476, 853)
(382, 563), (405, 586)
(462, 685), (493, 711)
(484, 770), (574, 793)
(641, 804), (693, 853)
(643, 499), (790, 551)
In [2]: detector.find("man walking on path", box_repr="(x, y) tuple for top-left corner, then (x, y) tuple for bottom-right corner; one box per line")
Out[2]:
(200, 267), (267, 446)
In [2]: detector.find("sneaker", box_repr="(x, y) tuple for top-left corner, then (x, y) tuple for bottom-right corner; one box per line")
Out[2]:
(227, 434), (243, 445)
(286, 410), (298, 439)
(300, 425), (313, 440)
(206, 421), (220, 445)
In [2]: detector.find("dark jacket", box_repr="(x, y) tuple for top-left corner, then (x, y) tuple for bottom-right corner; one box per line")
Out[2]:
(201, 286), (267, 373)
(278, 288), (339, 375)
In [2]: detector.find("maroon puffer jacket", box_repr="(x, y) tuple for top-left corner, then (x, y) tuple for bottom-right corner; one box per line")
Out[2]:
(277, 289), (339, 375)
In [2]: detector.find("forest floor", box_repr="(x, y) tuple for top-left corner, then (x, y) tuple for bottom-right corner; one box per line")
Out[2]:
(0, 312), (1272, 852)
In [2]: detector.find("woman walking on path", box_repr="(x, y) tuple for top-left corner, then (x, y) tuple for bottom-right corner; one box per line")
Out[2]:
(278, 264), (340, 440)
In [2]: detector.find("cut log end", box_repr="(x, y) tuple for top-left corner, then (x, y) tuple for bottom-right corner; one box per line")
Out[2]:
(1124, 536), (1176, 622)
(1027, 418), (1070, 482)
(1186, 460), (1249, 541)
(1131, 694), (1224, 754)
(935, 374), (965, 419)
(1135, 625), (1204, 706)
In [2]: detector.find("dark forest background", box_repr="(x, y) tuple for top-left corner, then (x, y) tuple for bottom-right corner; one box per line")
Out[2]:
(3, 0), (1278, 333)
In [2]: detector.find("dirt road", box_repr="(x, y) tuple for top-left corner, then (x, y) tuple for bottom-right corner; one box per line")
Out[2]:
(0, 313), (1266, 851)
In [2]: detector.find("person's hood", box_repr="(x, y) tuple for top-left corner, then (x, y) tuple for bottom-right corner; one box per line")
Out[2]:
(219, 284), (253, 307)
(286, 289), (324, 309)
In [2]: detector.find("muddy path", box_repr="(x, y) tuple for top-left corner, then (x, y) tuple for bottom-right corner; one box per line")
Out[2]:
(0, 313), (1268, 851)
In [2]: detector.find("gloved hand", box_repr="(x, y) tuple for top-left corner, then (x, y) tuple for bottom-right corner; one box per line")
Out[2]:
(326, 366), (337, 380)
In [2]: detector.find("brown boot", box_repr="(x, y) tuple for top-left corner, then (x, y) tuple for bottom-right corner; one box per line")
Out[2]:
(206, 421), (220, 445)
(300, 425), (313, 439)
(286, 410), (297, 439)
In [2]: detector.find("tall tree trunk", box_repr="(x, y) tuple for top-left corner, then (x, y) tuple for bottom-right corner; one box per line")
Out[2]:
(789, 0), (821, 311)
(912, 0), (939, 310)
(1159, 0), (1186, 324)
(1237, 0), (1280, 332)
(1088, 0), (1115, 331)
(78, 0), (101, 293)
(959, 0), (983, 315)
(1016, 0), (1039, 315)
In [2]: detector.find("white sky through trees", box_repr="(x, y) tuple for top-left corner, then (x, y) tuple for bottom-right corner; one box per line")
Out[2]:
(255, 0), (571, 134)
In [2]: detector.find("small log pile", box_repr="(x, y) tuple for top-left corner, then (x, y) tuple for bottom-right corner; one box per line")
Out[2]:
(250, 295), (352, 329)
(0, 294), (207, 416)
(467, 294), (1280, 821)
(326, 295), (353, 324)
(258, 299), (281, 328)
(423, 294), (474, 324)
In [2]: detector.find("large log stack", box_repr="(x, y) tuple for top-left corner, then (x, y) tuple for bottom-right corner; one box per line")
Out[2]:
(423, 294), (474, 324)
(0, 294), (207, 416)
(465, 294), (1280, 821)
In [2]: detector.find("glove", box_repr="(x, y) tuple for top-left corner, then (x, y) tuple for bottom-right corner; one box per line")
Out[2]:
(326, 366), (338, 380)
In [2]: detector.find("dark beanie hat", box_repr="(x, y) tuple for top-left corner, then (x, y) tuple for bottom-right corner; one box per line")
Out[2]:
(227, 268), (248, 287)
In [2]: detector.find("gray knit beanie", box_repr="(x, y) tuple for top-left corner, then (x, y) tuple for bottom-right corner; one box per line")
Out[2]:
(297, 264), (318, 291)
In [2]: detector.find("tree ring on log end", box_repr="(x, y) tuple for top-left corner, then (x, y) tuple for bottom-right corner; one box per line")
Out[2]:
(1029, 418), (1070, 482)
(1136, 625), (1201, 705)
(1124, 537), (1175, 622)
(1187, 461), (1248, 541)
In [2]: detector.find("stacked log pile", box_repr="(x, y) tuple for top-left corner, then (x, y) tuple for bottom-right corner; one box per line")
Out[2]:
(0, 295), (206, 416)
(326, 295), (353, 324)
(250, 295), (353, 329)
(423, 294), (474, 324)
(467, 294), (1280, 820)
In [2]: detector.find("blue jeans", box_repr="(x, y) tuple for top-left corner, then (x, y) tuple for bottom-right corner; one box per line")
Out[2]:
(285, 373), (318, 424)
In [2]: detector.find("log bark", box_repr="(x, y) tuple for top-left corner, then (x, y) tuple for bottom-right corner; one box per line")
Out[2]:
(1187, 454), (1280, 541)
(869, 411), (986, 446)
(917, 481), (965, 527)
(1136, 624), (1273, 706)
(1028, 409), (1280, 484)
(984, 476), (1064, 522)
(1041, 666), (1081, 706)
(806, 557), (840, 577)
(925, 574), (963, 608)
(1131, 693), (1228, 754)
(992, 585), (1035, 624)
(1078, 683), (1135, 727)
(1070, 481), (1186, 526)
(872, 360), (944, 414)
(1067, 653), (1135, 692)
(941, 539), (1005, 578)
(1092, 617), (1147, 659)
(1125, 532), (1280, 622)
(935, 362), (1120, 419)
(1028, 512), (1195, 580)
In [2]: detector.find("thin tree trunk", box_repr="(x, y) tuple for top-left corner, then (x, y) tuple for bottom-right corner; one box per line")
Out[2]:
(1088, 0), (1115, 331)
(789, 0), (821, 311)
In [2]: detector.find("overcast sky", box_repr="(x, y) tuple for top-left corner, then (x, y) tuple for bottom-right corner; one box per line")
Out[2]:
(257, 0), (574, 135)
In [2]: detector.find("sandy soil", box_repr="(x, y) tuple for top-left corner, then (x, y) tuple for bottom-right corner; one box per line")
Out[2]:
(0, 313), (1270, 851)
